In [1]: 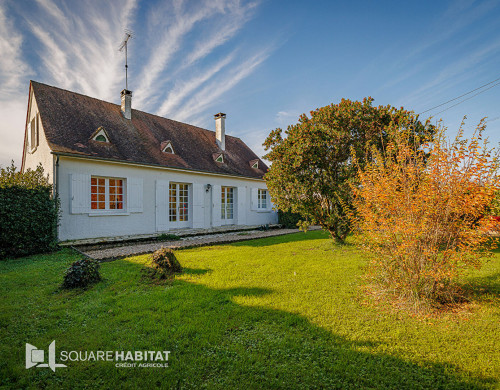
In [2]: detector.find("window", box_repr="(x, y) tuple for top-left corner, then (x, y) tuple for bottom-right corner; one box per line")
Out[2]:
(258, 189), (268, 209)
(92, 127), (110, 143)
(162, 142), (175, 154)
(215, 154), (224, 163)
(169, 183), (189, 223)
(252, 161), (259, 169)
(91, 177), (124, 210)
(221, 187), (234, 220)
(28, 114), (39, 152)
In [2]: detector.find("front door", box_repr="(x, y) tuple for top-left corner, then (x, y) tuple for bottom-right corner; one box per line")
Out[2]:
(221, 186), (234, 225)
(169, 183), (190, 228)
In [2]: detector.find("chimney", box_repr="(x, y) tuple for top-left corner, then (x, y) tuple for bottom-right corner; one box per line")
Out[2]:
(214, 112), (226, 150)
(121, 89), (132, 120)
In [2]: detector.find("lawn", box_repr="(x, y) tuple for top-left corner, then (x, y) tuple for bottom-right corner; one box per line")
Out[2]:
(0, 230), (499, 389)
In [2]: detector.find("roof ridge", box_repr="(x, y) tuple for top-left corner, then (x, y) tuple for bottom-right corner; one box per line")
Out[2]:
(30, 80), (242, 141)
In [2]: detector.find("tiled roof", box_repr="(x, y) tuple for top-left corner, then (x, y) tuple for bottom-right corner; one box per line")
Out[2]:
(31, 81), (268, 179)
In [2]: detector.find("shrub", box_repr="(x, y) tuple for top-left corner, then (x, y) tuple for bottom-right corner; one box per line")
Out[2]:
(0, 162), (59, 259)
(353, 120), (499, 309)
(263, 98), (436, 243)
(157, 233), (181, 241)
(62, 257), (101, 289)
(149, 247), (182, 279)
(278, 210), (302, 228)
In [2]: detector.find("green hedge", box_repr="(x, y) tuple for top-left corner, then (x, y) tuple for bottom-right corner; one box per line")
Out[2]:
(278, 210), (303, 229)
(0, 163), (59, 259)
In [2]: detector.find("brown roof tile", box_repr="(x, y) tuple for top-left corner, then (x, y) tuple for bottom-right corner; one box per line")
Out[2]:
(31, 81), (268, 179)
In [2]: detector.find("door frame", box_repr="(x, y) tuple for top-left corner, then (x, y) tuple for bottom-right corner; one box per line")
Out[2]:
(169, 182), (191, 229)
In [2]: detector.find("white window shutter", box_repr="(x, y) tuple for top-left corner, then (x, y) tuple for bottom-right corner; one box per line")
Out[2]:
(192, 183), (204, 228)
(156, 180), (169, 231)
(237, 186), (246, 225)
(127, 177), (143, 213)
(267, 190), (273, 211)
(212, 184), (221, 227)
(70, 173), (91, 214)
(35, 114), (40, 148)
(26, 122), (31, 151)
(251, 188), (258, 211)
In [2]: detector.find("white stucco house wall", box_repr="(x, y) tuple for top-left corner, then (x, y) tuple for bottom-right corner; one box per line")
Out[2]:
(21, 81), (277, 242)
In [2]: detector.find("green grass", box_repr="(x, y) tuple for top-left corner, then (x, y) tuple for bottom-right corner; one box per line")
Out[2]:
(0, 230), (499, 389)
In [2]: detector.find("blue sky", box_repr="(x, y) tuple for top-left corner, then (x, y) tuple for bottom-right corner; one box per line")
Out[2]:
(1, 0), (500, 168)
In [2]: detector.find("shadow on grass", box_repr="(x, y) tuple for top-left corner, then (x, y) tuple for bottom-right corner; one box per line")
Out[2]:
(462, 272), (500, 300)
(4, 258), (492, 390)
(2, 248), (497, 389)
(228, 229), (331, 248)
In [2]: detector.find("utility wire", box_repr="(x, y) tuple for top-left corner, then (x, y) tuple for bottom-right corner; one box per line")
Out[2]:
(418, 76), (500, 115)
(433, 80), (500, 115)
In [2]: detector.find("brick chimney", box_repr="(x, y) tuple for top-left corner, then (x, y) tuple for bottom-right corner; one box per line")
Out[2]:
(121, 89), (132, 120)
(214, 112), (226, 150)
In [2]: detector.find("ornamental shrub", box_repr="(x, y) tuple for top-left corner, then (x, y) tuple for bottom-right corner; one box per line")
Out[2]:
(62, 257), (101, 289)
(278, 210), (303, 229)
(353, 120), (499, 309)
(150, 247), (182, 279)
(0, 162), (59, 259)
(263, 98), (436, 243)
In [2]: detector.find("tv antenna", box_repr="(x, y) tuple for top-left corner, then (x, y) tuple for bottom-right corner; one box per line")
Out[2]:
(119, 29), (134, 90)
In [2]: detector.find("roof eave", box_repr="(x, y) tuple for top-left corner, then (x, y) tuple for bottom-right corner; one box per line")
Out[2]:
(50, 151), (266, 181)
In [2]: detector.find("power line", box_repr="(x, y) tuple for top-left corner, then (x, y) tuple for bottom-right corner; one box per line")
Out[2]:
(433, 80), (500, 115)
(418, 76), (500, 115)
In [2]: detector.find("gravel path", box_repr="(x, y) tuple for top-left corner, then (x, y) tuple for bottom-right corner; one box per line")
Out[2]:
(81, 227), (319, 260)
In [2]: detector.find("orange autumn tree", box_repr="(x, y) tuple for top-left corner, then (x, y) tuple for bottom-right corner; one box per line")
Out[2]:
(352, 119), (500, 307)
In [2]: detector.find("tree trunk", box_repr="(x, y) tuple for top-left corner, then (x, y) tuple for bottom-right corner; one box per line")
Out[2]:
(328, 229), (346, 244)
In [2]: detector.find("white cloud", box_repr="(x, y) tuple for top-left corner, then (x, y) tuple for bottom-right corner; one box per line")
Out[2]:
(0, 0), (275, 167)
(275, 110), (300, 127)
(0, 4), (32, 167)
(28, 0), (138, 101)
(156, 52), (235, 117)
(173, 48), (272, 123)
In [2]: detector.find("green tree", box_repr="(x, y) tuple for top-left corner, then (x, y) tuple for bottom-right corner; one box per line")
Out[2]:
(263, 98), (435, 243)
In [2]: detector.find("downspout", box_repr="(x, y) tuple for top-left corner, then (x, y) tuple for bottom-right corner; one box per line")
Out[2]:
(53, 154), (60, 241)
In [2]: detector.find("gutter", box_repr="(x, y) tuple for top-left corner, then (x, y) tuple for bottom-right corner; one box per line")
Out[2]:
(50, 151), (267, 182)
(53, 154), (60, 240)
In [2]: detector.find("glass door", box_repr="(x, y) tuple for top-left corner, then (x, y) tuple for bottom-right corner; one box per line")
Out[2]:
(221, 186), (234, 225)
(169, 183), (190, 228)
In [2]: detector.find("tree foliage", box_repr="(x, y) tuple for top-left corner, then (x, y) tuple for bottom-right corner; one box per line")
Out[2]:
(0, 162), (59, 259)
(353, 120), (500, 308)
(263, 98), (435, 242)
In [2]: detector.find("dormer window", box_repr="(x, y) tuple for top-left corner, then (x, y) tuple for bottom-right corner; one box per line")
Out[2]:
(215, 153), (224, 163)
(250, 159), (259, 169)
(91, 127), (110, 143)
(161, 141), (175, 154)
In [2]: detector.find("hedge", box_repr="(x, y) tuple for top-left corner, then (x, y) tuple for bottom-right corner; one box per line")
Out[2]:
(0, 163), (59, 259)
(278, 210), (303, 229)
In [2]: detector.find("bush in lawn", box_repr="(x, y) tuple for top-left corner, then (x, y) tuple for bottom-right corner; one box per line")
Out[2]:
(149, 247), (182, 279)
(278, 210), (303, 229)
(263, 98), (436, 243)
(62, 257), (101, 289)
(0, 162), (59, 259)
(352, 120), (500, 309)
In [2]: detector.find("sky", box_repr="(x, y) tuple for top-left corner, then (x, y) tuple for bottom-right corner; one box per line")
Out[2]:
(1, 0), (500, 168)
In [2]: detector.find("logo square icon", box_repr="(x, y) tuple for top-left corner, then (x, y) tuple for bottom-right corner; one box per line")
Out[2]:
(31, 349), (44, 363)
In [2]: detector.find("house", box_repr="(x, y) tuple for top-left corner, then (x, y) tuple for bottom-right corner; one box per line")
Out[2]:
(21, 81), (277, 242)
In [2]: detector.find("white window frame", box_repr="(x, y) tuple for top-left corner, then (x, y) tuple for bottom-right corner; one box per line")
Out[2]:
(29, 114), (39, 153)
(221, 186), (235, 223)
(257, 189), (268, 210)
(90, 176), (126, 213)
